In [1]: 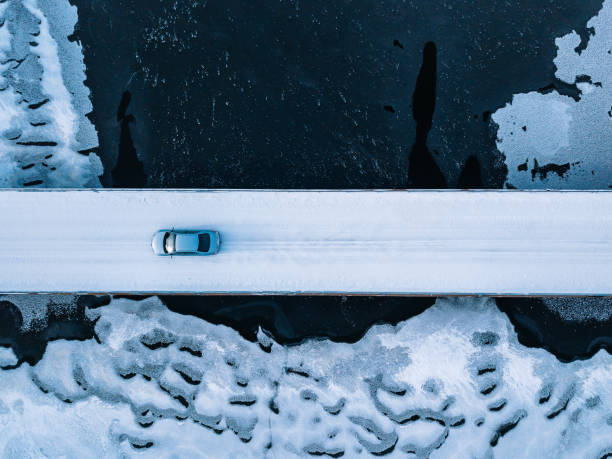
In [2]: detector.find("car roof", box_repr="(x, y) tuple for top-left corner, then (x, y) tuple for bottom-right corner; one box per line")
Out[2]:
(174, 233), (199, 253)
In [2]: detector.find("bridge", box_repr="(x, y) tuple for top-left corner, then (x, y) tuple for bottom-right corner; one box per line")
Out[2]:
(1, 189), (611, 295)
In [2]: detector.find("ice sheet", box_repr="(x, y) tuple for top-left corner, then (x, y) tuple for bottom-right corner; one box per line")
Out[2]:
(1, 297), (610, 457)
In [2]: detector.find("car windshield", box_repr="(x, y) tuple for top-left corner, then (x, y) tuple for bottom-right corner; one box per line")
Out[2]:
(163, 232), (175, 254)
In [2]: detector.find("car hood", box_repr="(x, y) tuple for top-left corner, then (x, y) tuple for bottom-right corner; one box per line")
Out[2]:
(151, 231), (166, 254)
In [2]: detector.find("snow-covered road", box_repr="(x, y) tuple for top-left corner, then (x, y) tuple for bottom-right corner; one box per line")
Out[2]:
(2, 189), (612, 294)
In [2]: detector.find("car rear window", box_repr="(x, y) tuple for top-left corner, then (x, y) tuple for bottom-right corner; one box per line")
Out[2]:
(198, 233), (211, 252)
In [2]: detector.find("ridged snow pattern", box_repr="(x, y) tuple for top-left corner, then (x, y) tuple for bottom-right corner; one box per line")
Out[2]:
(0, 0), (101, 187)
(0, 297), (610, 457)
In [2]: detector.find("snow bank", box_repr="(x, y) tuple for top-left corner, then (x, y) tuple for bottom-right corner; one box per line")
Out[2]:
(0, 297), (610, 457)
(0, 0), (102, 188)
(492, 0), (612, 189)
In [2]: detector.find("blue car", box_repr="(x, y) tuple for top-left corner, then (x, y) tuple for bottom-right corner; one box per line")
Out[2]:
(151, 230), (221, 256)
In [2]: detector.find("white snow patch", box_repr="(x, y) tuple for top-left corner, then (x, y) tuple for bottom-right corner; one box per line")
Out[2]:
(0, 347), (17, 367)
(494, 92), (573, 158)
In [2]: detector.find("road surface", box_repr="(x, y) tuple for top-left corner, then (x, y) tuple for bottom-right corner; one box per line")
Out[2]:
(1, 189), (612, 295)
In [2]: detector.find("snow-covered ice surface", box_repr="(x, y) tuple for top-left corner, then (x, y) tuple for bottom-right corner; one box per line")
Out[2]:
(0, 296), (610, 457)
(492, 0), (612, 189)
(542, 297), (612, 323)
(0, 0), (102, 187)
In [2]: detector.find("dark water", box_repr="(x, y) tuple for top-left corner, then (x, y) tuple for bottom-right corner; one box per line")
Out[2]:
(161, 295), (435, 344)
(111, 91), (146, 187)
(73, 0), (602, 189)
(24, 0), (603, 362)
(497, 298), (612, 363)
(0, 298), (100, 366)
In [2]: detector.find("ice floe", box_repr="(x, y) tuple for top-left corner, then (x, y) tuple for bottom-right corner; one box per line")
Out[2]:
(492, 0), (612, 189)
